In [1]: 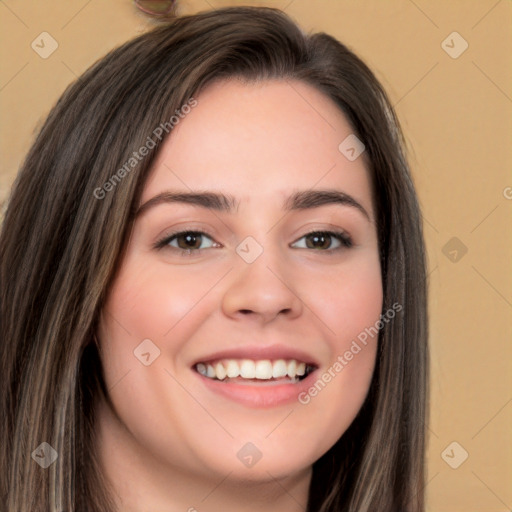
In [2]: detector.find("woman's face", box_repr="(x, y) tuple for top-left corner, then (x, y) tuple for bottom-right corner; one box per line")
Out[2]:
(98, 79), (382, 483)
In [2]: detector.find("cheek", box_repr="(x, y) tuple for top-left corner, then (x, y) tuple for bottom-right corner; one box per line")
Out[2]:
(97, 258), (227, 426)
(96, 262), (212, 469)
(100, 258), (211, 352)
(301, 251), (383, 345)
(292, 253), (383, 443)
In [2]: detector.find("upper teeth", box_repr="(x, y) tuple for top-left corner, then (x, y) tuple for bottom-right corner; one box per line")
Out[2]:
(195, 359), (308, 381)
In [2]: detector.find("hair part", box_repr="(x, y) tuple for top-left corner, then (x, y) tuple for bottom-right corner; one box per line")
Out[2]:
(0, 6), (428, 511)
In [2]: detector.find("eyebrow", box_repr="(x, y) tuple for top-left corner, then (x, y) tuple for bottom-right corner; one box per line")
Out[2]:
(134, 188), (370, 220)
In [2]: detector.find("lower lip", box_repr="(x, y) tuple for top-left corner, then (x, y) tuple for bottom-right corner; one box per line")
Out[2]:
(194, 370), (318, 408)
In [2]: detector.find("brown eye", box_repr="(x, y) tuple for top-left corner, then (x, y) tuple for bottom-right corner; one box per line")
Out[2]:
(155, 230), (218, 254)
(174, 232), (203, 250)
(305, 232), (332, 250)
(292, 230), (353, 251)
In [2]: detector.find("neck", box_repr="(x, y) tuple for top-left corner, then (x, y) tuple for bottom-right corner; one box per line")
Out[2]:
(94, 396), (312, 512)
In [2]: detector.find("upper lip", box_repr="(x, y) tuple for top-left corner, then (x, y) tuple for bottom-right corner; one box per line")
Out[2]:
(192, 344), (320, 368)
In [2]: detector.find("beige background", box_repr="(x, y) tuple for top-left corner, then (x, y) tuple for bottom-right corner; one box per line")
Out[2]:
(1, 1), (511, 510)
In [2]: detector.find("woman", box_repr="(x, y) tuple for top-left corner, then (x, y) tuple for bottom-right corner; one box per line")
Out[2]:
(0, 6), (428, 512)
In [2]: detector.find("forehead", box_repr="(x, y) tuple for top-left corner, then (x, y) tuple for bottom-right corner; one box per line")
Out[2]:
(141, 79), (373, 216)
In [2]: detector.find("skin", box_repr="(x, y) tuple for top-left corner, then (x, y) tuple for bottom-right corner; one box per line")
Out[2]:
(96, 78), (383, 512)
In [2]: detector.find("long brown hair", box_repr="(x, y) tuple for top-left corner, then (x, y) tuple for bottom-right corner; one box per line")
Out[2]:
(0, 6), (428, 511)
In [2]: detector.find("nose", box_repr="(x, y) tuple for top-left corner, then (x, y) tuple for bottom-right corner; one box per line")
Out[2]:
(221, 250), (304, 325)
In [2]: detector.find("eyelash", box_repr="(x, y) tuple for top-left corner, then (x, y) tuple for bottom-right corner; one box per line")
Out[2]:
(154, 229), (353, 256)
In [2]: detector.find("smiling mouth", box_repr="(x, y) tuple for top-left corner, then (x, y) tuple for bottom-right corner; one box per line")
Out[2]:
(194, 358), (316, 384)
